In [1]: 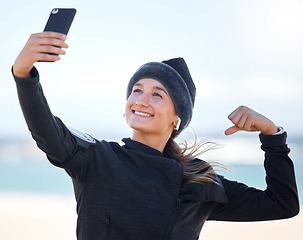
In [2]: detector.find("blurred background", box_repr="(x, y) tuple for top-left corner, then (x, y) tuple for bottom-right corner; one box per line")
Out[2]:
(0, 0), (302, 239)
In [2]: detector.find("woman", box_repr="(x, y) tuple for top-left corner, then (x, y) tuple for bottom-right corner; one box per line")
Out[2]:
(12, 32), (299, 240)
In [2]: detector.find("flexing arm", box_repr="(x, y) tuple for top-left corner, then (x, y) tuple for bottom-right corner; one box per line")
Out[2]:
(209, 106), (299, 221)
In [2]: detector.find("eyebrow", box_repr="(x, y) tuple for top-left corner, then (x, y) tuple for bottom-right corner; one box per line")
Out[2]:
(134, 83), (168, 95)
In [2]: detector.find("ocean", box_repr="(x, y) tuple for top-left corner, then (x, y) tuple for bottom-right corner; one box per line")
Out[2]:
(0, 137), (302, 204)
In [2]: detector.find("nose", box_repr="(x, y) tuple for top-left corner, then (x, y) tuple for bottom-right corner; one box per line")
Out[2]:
(135, 92), (149, 107)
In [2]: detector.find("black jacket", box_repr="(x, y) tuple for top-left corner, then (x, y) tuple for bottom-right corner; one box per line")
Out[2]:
(13, 67), (299, 240)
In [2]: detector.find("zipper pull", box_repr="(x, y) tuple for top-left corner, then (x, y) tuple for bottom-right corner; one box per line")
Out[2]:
(176, 198), (181, 210)
(105, 215), (111, 226)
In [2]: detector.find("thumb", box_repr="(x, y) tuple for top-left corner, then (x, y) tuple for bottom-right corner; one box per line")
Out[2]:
(224, 126), (242, 136)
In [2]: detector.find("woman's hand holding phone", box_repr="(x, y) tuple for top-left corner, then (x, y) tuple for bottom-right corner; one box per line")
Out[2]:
(13, 8), (76, 78)
(13, 32), (68, 78)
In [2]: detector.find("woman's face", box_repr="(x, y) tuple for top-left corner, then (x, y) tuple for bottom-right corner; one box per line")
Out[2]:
(125, 78), (178, 138)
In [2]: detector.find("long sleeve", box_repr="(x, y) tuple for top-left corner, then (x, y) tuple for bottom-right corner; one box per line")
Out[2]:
(208, 132), (299, 221)
(13, 66), (76, 164)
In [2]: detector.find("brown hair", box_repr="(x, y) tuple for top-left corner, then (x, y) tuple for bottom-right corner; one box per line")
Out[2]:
(163, 136), (224, 184)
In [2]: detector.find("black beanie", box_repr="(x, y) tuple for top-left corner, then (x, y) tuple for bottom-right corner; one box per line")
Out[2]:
(126, 57), (196, 138)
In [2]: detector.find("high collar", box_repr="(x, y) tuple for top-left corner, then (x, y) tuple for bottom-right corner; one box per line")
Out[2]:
(122, 138), (164, 157)
(122, 138), (228, 204)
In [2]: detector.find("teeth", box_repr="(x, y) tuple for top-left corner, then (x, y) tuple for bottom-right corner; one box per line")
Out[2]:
(134, 111), (152, 117)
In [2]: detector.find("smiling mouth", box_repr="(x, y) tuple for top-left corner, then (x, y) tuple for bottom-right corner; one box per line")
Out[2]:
(132, 110), (153, 117)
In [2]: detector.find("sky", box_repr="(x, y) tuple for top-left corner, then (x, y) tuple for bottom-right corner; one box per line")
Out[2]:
(1, 0), (303, 142)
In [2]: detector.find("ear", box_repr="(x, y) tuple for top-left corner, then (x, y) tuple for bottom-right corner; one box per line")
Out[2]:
(173, 117), (181, 131)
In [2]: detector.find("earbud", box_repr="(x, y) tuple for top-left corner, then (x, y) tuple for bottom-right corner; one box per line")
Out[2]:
(174, 118), (181, 131)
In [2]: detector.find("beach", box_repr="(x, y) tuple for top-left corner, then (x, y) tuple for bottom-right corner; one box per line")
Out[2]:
(202, 211), (303, 240)
(0, 192), (76, 240)
(0, 192), (301, 240)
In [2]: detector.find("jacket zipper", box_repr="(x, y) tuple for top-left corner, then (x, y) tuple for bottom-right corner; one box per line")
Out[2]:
(105, 215), (111, 240)
(162, 166), (184, 240)
(162, 198), (182, 239)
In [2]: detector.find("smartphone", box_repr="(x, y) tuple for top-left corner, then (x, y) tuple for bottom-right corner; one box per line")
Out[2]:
(42, 8), (76, 60)
(44, 8), (76, 34)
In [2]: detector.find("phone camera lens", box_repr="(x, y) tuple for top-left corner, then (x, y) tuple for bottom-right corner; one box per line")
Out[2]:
(52, 9), (59, 14)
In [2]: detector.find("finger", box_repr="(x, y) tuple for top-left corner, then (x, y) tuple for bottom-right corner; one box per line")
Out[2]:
(224, 126), (242, 135)
(34, 52), (61, 62)
(29, 32), (68, 50)
(237, 112), (249, 129)
(229, 106), (251, 125)
(228, 109), (243, 126)
(228, 107), (241, 121)
(32, 37), (68, 49)
(35, 45), (66, 55)
(32, 32), (67, 41)
(243, 116), (256, 132)
(43, 38), (68, 49)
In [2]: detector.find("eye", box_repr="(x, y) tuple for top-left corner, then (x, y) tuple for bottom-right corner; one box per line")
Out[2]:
(133, 88), (142, 94)
(153, 92), (162, 98)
